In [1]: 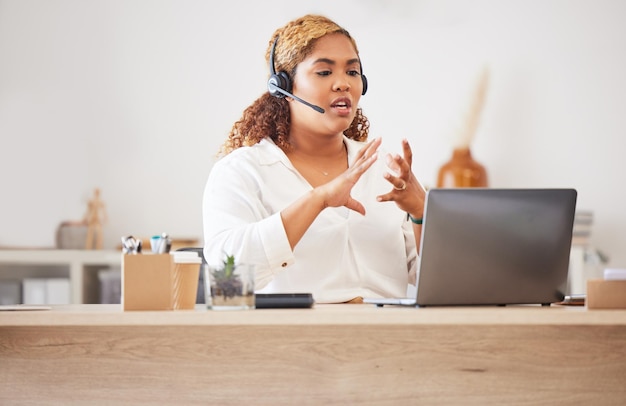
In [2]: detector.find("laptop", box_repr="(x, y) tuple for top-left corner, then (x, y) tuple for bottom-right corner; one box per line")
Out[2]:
(364, 188), (577, 307)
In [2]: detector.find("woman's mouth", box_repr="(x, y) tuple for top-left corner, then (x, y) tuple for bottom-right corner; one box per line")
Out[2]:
(330, 97), (352, 115)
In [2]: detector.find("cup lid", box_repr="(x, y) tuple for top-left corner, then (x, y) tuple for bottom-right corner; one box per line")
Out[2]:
(172, 251), (202, 264)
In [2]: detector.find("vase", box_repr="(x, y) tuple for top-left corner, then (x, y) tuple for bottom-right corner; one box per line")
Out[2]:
(437, 147), (488, 188)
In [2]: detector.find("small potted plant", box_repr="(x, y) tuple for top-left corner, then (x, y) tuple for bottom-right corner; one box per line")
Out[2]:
(207, 254), (255, 310)
(211, 254), (242, 300)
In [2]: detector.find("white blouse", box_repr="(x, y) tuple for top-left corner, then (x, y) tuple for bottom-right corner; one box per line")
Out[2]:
(202, 136), (417, 303)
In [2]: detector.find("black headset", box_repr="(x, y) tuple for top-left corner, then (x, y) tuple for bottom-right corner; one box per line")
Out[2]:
(267, 37), (368, 99)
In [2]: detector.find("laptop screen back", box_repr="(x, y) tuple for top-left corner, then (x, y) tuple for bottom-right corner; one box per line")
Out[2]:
(415, 188), (577, 306)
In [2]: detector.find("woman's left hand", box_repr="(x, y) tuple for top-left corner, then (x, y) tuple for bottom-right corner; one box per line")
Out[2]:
(376, 138), (426, 219)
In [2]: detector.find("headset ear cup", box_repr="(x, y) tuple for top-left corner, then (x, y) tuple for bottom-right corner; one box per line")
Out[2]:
(268, 72), (292, 98)
(278, 72), (292, 93)
(361, 74), (368, 96)
(267, 74), (282, 98)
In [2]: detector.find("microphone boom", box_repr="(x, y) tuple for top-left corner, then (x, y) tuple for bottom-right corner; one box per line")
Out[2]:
(268, 83), (325, 114)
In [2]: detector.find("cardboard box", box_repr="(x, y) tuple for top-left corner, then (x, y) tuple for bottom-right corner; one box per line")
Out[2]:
(586, 279), (626, 309)
(122, 254), (174, 310)
(121, 253), (201, 311)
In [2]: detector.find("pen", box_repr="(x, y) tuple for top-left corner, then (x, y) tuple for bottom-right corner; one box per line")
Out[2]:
(150, 233), (171, 254)
(121, 236), (142, 254)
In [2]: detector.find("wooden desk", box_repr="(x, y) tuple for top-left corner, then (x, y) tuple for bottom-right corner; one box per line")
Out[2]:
(1, 304), (625, 405)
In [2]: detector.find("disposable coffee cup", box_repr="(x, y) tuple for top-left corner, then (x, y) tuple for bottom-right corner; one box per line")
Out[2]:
(171, 251), (202, 310)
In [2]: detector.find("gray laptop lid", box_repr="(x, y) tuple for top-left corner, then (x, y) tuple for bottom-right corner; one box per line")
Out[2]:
(415, 188), (577, 306)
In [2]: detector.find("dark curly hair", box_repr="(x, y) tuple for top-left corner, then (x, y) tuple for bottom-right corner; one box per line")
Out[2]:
(218, 15), (370, 156)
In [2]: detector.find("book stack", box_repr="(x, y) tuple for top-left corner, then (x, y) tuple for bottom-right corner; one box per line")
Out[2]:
(572, 210), (593, 246)
(22, 278), (71, 305)
(98, 268), (121, 304)
(0, 281), (21, 305)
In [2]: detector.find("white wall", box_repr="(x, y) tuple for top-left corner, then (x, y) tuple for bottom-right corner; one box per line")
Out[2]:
(1, 0), (625, 267)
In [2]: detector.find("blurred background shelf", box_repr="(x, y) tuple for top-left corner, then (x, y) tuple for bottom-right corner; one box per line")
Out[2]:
(0, 249), (121, 304)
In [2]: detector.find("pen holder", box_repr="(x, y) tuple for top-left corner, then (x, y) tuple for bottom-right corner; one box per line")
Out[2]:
(586, 279), (626, 309)
(122, 252), (201, 311)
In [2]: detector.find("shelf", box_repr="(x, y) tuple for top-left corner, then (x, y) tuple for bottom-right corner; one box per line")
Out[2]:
(0, 249), (122, 304)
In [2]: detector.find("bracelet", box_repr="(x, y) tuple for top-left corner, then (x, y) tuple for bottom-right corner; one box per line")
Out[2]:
(406, 213), (423, 225)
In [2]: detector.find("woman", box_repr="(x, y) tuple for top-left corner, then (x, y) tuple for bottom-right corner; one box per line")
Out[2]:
(203, 14), (426, 303)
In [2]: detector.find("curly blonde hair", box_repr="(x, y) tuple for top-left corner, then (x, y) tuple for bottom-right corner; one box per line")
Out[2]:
(218, 14), (370, 156)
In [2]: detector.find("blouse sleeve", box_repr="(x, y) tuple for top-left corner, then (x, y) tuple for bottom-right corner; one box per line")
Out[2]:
(202, 154), (294, 290)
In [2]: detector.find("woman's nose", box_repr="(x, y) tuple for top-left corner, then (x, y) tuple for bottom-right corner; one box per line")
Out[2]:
(333, 76), (351, 92)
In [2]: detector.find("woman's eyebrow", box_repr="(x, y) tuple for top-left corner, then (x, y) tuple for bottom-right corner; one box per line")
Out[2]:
(313, 57), (361, 66)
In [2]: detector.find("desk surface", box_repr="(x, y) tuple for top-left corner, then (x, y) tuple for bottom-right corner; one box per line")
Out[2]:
(1, 302), (626, 326)
(2, 304), (626, 405)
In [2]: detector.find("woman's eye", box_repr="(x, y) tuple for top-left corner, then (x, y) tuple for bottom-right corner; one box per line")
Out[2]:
(317, 71), (331, 76)
(348, 70), (360, 77)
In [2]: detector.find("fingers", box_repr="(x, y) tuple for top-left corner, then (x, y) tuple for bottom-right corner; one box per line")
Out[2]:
(384, 172), (406, 191)
(358, 137), (381, 162)
(377, 139), (417, 203)
(385, 153), (404, 177)
(383, 138), (414, 182)
(402, 138), (413, 167)
(358, 152), (378, 173)
(348, 139), (379, 181)
(386, 140), (413, 175)
(319, 138), (379, 216)
(344, 196), (366, 216)
(331, 137), (413, 212)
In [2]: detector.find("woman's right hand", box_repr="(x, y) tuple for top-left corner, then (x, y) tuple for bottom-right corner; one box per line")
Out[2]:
(281, 137), (381, 249)
(315, 137), (381, 215)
